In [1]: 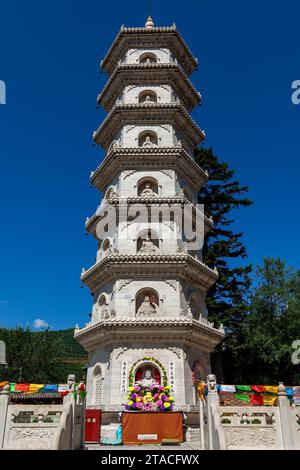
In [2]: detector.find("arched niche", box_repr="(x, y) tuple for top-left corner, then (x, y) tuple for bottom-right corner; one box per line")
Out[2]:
(187, 290), (204, 320)
(138, 130), (158, 148)
(137, 176), (158, 196)
(101, 238), (111, 254)
(139, 52), (157, 64)
(135, 288), (159, 316)
(138, 90), (157, 104)
(136, 228), (159, 254)
(91, 365), (103, 406)
(97, 293), (109, 320)
(135, 363), (161, 385)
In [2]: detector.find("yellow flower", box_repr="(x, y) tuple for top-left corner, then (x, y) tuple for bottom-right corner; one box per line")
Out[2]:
(169, 396), (174, 402)
(128, 400), (133, 406)
(165, 385), (171, 390)
(164, 402), (171, 408)
(128, 387), (134, 392)
(136, 397), (141, 402)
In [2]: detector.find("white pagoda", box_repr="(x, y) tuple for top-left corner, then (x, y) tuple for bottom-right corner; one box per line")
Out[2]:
(75, 16), (224, 436)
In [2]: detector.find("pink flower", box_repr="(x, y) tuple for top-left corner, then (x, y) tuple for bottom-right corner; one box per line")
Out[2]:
(153, 393), (159, 399)
(156, 400), (163, 407)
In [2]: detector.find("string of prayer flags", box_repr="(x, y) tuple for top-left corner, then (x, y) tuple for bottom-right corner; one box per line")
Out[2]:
(42, 384), (58, 393)
(220, 385), (236, 393)
(263, 395), (278, 406)
(264, 386), (278, 394)
(250, 385), (264, 393)
(15, 383), (30, 392)
(28, 384), (43, 393)
(250, 394), (264, 405)
(236, 385), (251, 392)
(235, 394), (250, 403)
(293, 386), (300, 396)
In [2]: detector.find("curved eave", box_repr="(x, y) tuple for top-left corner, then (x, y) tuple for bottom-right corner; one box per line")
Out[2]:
(101, 26), (198, 76)
(93, 103), (205, 149)
(85, 197), (213, 235)
(80, 254), (218, 292)
(74, 318), (224, 353)
(90, 147), (208, 192)
(97, 64), (201, 112)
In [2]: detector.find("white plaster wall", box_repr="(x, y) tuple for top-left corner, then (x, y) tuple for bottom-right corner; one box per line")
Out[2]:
(124, 48), (171, 65)
(113, 279), (180, 318)
(121, 124), (175, 147)
(124, 84), (173, 105)
(119, 169), (176, 197)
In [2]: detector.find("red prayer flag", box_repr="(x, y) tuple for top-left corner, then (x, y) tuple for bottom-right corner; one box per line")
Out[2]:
(15, 383), (30, 392)
(250, 385), (264, 393)
(250, 394), (264, 405)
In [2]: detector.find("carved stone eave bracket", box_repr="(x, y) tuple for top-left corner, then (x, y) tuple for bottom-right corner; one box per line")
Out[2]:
(85, 196), (213, 235)
(90, 147), (208, 192)
(74, 317), (224, 353)
(100, 27), (198, 76)
(92, 103), (205, 150)
(97, 63), (201, 112)
(80, 253), (218, 292)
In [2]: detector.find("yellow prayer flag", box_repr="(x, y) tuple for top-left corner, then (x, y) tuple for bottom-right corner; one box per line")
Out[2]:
(264, 386), (278, 394)
(263, 395), (277, 406)
(28, 384), (43, 393)
(197, 382), (206, 400)
(0, 381), (8, 388)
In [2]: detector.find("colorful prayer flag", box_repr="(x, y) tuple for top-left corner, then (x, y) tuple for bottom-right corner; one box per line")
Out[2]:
(235, 394), (250, 403)
(250, 385), (264, 393)
(250, 394), (263, 405)
(264, 386), (278, 394)
(236, 385), (251, 392)
(263, 395), (277, 406)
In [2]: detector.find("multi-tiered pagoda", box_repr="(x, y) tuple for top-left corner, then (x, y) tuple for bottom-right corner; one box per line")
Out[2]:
(75, 16), (224, 436)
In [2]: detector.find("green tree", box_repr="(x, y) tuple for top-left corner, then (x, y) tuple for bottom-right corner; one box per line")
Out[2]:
(236, 258), (300, 384)
(0, 327), (66, 383)
(195, 146), (252, 328)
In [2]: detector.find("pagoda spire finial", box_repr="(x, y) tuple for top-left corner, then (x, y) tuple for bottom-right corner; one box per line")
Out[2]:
(145, 15), (154, 29)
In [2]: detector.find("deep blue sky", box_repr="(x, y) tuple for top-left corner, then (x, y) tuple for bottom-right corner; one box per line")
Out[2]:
(0, 0), (299, 330)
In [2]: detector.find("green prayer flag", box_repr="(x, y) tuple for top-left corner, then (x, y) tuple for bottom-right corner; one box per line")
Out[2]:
(235, 394), (250, 402)
(236, 385), (251, 392)
(9, 383), (16, 392)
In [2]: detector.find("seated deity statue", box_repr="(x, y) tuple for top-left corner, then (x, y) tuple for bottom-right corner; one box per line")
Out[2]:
(137, 295), (159, 316)
(142, 136), (158, 148)
(144, 95), (154, 103)
(100, 306), (110, 320)
(139, 237), (159, 254)
(140, 182), (156, 197)
(137, 368), (157, 389)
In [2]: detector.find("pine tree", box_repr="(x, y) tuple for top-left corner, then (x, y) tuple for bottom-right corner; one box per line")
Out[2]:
(195, 147), (252, 327)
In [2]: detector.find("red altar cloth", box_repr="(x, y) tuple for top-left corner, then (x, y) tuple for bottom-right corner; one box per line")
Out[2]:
(122, 411), (184, 445)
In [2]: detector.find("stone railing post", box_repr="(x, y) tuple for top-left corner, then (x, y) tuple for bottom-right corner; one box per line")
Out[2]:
(0, 384), (10, 448)
(206, 374), (221, 450)
(278, 382), (298, 449)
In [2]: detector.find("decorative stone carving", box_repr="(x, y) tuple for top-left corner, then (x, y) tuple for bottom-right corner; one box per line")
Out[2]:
(113, 347), (128, 360)
(164, 280), (177, 291)
(139, 237), (159, 254)
(123, 170), (136, 179)
(224, 427), (277, 449)
(118, 279), (133, 291)
(168, 347), (181, 359)
(140, 182), (157, 197)
(160, 169), (173, 179)
(67, 374), (76, 391)
(137, 295), (159, 316)
(7, 428), (54, 450)
(136, 368), (157, 389)
(142, 135), (158, 147)
(206, 374), (217, 393)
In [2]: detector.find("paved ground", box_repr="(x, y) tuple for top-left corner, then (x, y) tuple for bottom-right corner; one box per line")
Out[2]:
(87, 442), (201, 450)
